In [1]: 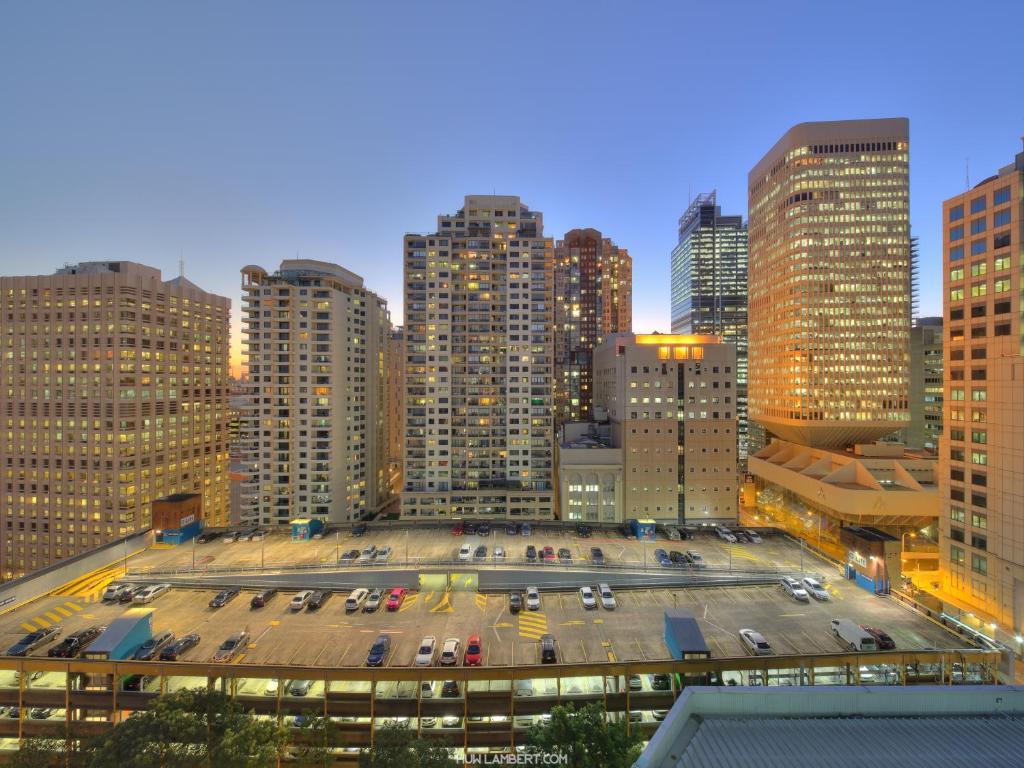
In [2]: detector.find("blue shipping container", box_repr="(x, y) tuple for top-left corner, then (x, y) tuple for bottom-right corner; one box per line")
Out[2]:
(663, 608), (710, 660)
(291, 518), (324, 541)
(81, 609), (153, 660)
(157, 519), (203, 546)
(629, 519), (657, 541)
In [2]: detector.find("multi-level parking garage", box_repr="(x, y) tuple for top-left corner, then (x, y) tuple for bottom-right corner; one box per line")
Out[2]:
(0, 525), (1000, 762)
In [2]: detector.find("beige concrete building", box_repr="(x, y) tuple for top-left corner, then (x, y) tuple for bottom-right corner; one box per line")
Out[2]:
(240, 260), (390, 526)
(0, 261), (230, 579)
(939, 144), (1024, 632)
(594, 333), (738, 525)
(554, 228), (632, 424)
(747, 118), (912, 448)
(401, 195), (555, 519)
(386, 327), (405, 497)
(556, 421), (623, 523)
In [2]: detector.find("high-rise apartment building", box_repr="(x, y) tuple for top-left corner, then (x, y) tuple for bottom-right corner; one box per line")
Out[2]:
(386, 327), (405, 496)
(747, 118), (911, 448)
(670, 192), (748, 465)
(939, 144), (1024, 631)
(554, 228), (632, 423)
(594, 333), (738, 525)
(240, 260), (390, 526)
(402, 195), (555, 519)
(0, 262), (229, 579)
(906, 316), (943, 452)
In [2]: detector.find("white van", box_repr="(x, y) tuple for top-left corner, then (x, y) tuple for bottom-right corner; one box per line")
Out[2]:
(289, 590), (315, 612)
(831, 618), (878, 652)
(345, 588), (370, 613)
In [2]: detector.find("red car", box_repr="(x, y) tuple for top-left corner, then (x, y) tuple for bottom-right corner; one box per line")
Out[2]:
(542, 546), (555, 561)
(464, 635), (482, 666)
(451, 522), (464, 536)
(386, 588), (407, 611)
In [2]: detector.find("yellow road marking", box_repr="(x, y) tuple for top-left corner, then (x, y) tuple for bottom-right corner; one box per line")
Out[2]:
(398, 594), (421, 613)
(234, 653), (246, 664)
(560, 620), (585, 626)
(64, 602), (82, 612)
(44, 612), (61, 623)
(519, 630), (547, 640)
(779, 613), (806, 618)
(54, 607), (72, 618)
(474, 594), (488, 611)
(269, 620), (281, 627)
(430, 592), (453, 613)
(423, 592), (435, 604)
(593, 618), (604, 624)
(494, 622), (513, 629)
(20, 623), (36, 633)
(33, 617), (50, 628)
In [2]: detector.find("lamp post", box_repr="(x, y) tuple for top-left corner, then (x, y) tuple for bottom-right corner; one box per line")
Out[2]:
(336, 530), (341, 565)
(192, 533), (196, 571)
(261, 532), (265, 570)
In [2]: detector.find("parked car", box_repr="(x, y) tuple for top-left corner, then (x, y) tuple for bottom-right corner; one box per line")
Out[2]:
(101, 583), (135, 602)
(340, 548), (360, 564)
(686, 550), (705, 568)
(289, 590), (315, 611)
(525, 545), (538, 562)
(504, 523), (517, 536)
(542, 546), (555, 561)
(451, 521), (464, 536)
(781, 577), (810, 602)
(576, 524), (592, 538)
(669, 550), (688, 566)
(420, 681), (434, 698)
(5, 627), (61, 657)
(48, 626), (104, 658)
(195, 531), (220, 544)
(439, 637), (461, 666)
(590, 547), (605, 565)
(540, 634), (557, 664)
(132, 583), (171, 604)
(862, 626), (896, 650)
(464, 635), (482, 666)
(525, 587), (541, 611)
(474, 545), (488, 560)
(801, 577), (830, 601)
(558, 547), (572, 564)
(364, 589), (384, 613)
(831, 618), (878, 652)
(716, 527), (738, 543)
(458, 544), (473, 562)
(441, 680), (460, 698)
(628, 674), (643, 691)
(366, 635), (391, 667)
(375, 546), (392, 563)
(134, 630), (174, 661)
(341, 588), (368, 613)
(521, 523), (532, 537)
(357, 545), (377, 564)
(250, 588), (278, 609)
(509, 592), (523, 614)
(464, 522), (478, 535)
(414, 636), (436, 666)
(598, 583), (616, 610)
(746, 530), (763, 544)
(579, 586), (597, 610)
(650, 674), (671, 690)
(734, 530), (751, 543)
(386, 588), (407, 611)
(352, 523), (368, 536)
(477, 523), (491, 537)
(739, 628), (773, 656)
(222, 531), (239, 543)
(307, 591), (332, 611)
(159, 633), (200, 661)
(250, 530), (267, 542)
(209, 587), (240, 609)
(288, 679), (313, 697)
(212, 631), (250, 662)
(236, 530), (254, 542)
(121, 674), (156, 692)
(493, 546), (505, 560)
(29, 708), (53, 720)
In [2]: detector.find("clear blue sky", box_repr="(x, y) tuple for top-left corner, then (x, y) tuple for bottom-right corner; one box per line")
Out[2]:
(2, 1), (1022, 372)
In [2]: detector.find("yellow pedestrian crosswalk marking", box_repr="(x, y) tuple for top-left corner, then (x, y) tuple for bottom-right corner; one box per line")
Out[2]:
(474, 594), (489, 611)
(65, 602), (82, 612)
(398, 594), (420, 612)
(724, 545), (758, 562)
(54, 607), (72, 618)
(20, 623), (36, 633)
(44, 612), (61, 623)
(519, 611), (548, 639)
(32, 616), (50, 628)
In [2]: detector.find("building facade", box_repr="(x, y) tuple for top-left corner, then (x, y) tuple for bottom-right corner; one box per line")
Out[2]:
(0, 262), (229, 579)
(556, 421), (624, 523)
(401, 195), (555, 519)
(670, 191), (748, 465)
(594, 333), (738, 525)
(747, 118), (912, 448)
(386, 327), (405, 497)
(240, 260), (390, 527)
(554, 228), (632, 423)
(939, 144), (1024, 631)
(906, 316), (943, 452)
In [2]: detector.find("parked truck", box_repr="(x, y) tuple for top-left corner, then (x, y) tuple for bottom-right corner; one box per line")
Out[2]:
(830, 618), (878, 652)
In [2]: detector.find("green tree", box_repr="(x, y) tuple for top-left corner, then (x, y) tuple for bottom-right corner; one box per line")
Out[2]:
(358, 722), (457, 768)
(9, 738), (69, 768)
(288, 711), (337, 767)
(86, 687), (287, 768)
(525, 702), (643, 768)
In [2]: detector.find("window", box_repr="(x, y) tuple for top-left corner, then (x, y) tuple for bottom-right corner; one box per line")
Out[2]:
(970, 282), (986, 298)
(950, 307), (964, 320)
(993, 186), (1010, 205)
(950, 388), (965, 401)
(995, 300), (1011, 314)
(949, 245), (964, 261)
(950, 545), (965, 565)
(971, 512), (987, 529)
(949, 428), (965, 441)
(971, 389), (987, 401)
(995, 323), (1011, 336)
(950, 506), (966, 523)
(994, 232), (1011, 249)
(972, 492), (986, 508)
(995, 255), (1010, 271)
(950, 267), (964, 282)
(950, 226), (964, 241)
(971, 240), (987, 256)
(971, 408), (986, 422)
(971, 450), (987, 465)
(970, 217), (987, 235)
(995, 278), (1011, 293)
(971, 533), (987, 551)
(970, 261), (987, 277)
(994, 209), (1010, 227)
(971, 303), (986, 318)
(949, 526), (965, 543)
(950, 287), (964, 301)
(971, 430), (987, 444)
(950, 447), (965, 462)
(970, 196), (987, 214)
(971, 553), (987, 575)
(949, 205), (964, 221)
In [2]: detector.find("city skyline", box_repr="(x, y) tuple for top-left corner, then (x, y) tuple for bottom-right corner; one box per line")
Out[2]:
(3, 2), (1023, 376)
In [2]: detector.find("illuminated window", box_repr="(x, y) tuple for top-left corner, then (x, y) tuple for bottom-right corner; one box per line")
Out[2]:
(949, 267), (964, 282)
(995, 278), (1010, 293)
(970, 283), (986, 298)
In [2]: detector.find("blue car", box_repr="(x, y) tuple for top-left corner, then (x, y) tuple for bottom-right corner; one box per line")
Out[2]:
(366, 634), (390, 667)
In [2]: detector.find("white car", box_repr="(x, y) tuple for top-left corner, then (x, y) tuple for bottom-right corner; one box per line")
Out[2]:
(439, 637), (461, 666)
(344, 588), (369, 612)
(415, 636), (436, 666)
(265, 678), (279, 695)
(781, 577), (810, 602)
(420, 681), (434, 698)
(717, 527), (738, 544)
(132, 583), (171, 604)
(493, 546), (505, 560)
(375, 546), (392, 563)
(598, 583), (616, 610)
(290, 590), (316, 611)
(739, 628), (773, 656)
(802, 577), (830, 601)
(747, 531), (763, 544)
(251, 530), (266, 542)
(579, 586), (597, 610)
(525, 587), (541, 611)
(458, 544), (473, 562)
(357, 546), (377, 564)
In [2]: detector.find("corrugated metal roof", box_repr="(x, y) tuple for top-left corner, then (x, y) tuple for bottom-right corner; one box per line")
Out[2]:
(676, 715), (1024, 768)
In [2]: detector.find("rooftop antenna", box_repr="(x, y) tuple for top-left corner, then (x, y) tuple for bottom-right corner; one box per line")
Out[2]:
(178, 255), (184, 279)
